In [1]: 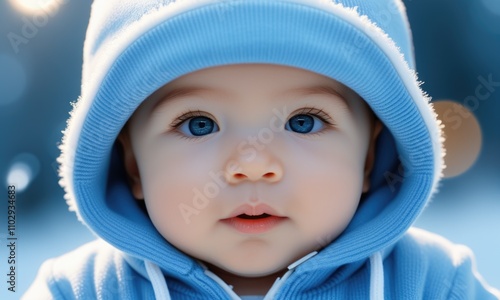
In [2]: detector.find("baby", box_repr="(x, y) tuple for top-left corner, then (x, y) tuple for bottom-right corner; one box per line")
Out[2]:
(24, 0), (500, 299)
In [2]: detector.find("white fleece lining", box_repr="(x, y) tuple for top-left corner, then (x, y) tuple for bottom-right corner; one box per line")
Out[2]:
(60, 0), (443, 212)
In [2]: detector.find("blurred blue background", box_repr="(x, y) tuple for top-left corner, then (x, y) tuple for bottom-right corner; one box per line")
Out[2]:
(0, 0), (499, 298)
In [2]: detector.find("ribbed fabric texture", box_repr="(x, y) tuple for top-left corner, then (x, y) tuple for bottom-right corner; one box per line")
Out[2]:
(22, 0), (500, 299)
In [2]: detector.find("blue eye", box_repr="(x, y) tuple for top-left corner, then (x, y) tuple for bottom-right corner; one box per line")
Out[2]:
(178, 116), (219, 137)
(285, 114), (324, 134)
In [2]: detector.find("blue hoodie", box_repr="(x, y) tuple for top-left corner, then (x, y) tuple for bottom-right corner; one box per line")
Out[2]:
(23, 0), (500, 299)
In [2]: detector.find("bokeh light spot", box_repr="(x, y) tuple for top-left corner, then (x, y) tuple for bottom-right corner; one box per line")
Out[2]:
(7, 163), (32, 192)
(434, 100), (482, 178)
(9, 0), (61, 14)
(0, 54), (27, 106)
(5, 153), (41, 192)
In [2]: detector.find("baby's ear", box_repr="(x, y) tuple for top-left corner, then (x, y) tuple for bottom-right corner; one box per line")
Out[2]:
(117, 130), (144, 200)
(363, 120), (383, 193)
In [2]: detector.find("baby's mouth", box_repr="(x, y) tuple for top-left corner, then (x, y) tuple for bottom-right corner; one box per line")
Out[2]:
(221, 213), (286, 234)
(220, 203), (287, 234)
(236, 213), (271, 220)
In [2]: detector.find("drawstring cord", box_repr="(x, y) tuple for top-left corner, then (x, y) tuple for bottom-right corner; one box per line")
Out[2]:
(369, 251), (384, 300)
(145, 260), (172, 300)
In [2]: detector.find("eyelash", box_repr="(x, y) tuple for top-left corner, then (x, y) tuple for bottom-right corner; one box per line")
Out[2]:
(291, 107), (335, 126)
(169, 109), (214, 128)
(168, 107), (336, 136)
(289, 107), (336, 137)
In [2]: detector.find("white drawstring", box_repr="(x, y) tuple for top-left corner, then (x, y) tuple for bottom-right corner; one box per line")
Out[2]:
(145, 260), (172, 300)
(369, 251), (384, 300)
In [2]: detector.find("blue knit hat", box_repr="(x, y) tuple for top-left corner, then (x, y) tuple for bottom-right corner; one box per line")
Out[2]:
(59, 0), (443, 270)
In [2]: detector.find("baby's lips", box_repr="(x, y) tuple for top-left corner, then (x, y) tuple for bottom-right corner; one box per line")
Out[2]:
(224, 203), (283, 219)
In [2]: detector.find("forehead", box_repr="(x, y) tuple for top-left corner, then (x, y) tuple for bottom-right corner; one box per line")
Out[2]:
(147, 64), (359, 113)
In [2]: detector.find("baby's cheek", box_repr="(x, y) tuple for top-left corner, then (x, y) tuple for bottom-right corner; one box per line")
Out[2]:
(291, 164), (363, 243)
(143, 178), (195, 232)
(146, 166), (222, 246)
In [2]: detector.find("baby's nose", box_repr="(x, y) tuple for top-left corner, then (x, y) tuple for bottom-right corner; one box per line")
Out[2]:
(225, 153), (283, 184)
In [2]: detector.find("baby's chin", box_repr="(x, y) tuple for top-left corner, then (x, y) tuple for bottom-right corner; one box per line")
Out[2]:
(201, 243), (322, 278)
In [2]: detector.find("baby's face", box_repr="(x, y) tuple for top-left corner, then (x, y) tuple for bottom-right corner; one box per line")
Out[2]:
(121, 64), (379, 277)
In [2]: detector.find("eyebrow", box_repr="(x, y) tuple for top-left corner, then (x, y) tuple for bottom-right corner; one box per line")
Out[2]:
(296, 85), (345, 99)
(150, 84), (350, 114)
(292, 85), (351, 109)
(150, 87), (212, 114)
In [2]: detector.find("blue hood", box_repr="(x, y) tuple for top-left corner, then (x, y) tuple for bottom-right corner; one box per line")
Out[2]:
(58, 0), (444, 291)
